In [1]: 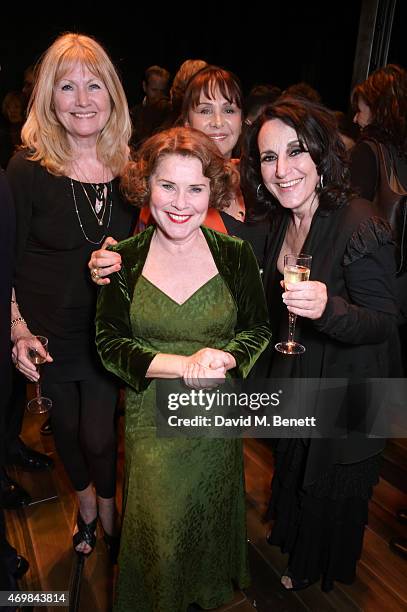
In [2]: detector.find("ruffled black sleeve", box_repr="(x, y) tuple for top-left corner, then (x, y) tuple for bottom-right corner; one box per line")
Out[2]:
(314, 217), (398, 344)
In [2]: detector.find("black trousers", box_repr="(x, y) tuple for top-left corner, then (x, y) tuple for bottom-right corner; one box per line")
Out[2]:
(44, 374), (119, 499)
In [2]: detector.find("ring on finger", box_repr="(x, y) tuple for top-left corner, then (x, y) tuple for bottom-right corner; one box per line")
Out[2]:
(91, 268), (100, 280)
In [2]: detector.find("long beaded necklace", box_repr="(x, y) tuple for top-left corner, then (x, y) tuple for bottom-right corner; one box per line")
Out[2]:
(70, 178), (113, 245)
(78, 180), (108, 226)
(73, 161), (110, 219)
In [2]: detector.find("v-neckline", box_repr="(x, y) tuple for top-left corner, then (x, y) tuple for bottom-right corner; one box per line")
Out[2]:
(140, 273), (220, 307)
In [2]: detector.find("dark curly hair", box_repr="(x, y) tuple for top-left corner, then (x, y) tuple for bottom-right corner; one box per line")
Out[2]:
(240, 96), (355, 220)
(351, 64), (407, 156)
(121, 126), (239, 209)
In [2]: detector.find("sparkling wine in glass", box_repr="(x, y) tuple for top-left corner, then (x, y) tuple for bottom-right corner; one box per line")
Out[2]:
(26, 336), (52, 414)
(275, 253), (312, 355)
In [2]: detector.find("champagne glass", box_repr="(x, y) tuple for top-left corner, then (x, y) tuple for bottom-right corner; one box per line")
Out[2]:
(275, 253), (312, 355)
(26, 336), (52, 414)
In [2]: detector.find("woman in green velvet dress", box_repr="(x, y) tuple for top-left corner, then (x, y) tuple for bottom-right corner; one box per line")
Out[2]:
(95, 126), (271, 611)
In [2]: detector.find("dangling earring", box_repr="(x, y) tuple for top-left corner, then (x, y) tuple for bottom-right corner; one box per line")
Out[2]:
(319, 174), (325, 189)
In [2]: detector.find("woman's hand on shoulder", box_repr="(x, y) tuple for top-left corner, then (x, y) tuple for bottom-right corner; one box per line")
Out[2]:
(283, 280), (328, 320)
(88, 236), (121, 285)
(11, 328), (53, 382)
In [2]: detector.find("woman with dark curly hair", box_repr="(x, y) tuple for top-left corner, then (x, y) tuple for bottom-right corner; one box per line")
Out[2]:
(351, 64), (407, 335)
(95, 126), (270, 611)
(351, 63), (407, 200)
(240, 97), (401, 592)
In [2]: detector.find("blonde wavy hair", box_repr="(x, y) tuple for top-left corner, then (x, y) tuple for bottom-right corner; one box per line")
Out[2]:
(21, 33), (131, 176)
(121, 127), (239, 210)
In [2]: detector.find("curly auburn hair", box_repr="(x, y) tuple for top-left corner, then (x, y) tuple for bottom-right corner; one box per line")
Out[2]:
(121, 126), (239, 209)
(240, 96), (355, 219)
(351, 64), (407, 155)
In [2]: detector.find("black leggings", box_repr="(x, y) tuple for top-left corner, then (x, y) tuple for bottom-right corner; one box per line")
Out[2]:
(45, 375), (118, 498)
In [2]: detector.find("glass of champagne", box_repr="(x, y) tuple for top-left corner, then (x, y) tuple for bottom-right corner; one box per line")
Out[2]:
(275, 253), (312, 355)
(26, 336), (52, 414)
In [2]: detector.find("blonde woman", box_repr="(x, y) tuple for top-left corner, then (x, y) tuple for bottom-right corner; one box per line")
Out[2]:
(8, 33), (133, 559)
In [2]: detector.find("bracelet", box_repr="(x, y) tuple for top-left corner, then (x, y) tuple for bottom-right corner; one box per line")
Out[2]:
(11, 316), (27, 329)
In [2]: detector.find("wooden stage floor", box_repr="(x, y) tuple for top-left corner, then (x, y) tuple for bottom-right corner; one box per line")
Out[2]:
(5, 410), (407, 612)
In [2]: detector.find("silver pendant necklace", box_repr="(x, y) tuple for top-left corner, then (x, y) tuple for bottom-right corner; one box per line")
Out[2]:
(78, 180), (108, 226)
(70, 179), (113, 244)
(72, 161), (110, 221)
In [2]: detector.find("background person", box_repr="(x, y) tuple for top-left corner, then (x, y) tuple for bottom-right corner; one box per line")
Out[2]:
(351, 62), (407, 565)
(89, 65), (268, 284)
(0, 169), (29, 592)
(130, 65), (171, 148)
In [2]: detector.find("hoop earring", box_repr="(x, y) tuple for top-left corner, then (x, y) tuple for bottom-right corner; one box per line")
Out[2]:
(256, 183), (264, 198)
(319, 174), (325, 189)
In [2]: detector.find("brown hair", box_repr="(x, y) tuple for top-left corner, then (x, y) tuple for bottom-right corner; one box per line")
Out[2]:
(144, 65), (170, 83)
(181, 65), (243, 121)
(121, 126), (239, 209)
(170, 59), (208, 115)
(351, 64), (407, 154)
(21, 32), (131, 176)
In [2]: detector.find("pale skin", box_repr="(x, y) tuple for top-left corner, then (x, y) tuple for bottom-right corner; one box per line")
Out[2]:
(353, 96), (372, 129)
(259, 119), (327, 326)
(139, 154), (236, 385)
(89, 84), (244, 283)
(259, 118), (329, 588)
(11, 61), (118, 554)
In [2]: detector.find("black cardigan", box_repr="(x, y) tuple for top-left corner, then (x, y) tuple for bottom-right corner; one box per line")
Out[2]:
(261, 198), (401, 485)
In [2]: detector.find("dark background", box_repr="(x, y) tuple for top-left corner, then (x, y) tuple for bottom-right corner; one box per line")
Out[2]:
(0, 2), (405, 114)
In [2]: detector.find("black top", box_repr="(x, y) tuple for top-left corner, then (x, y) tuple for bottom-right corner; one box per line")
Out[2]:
(259, 198), (401, 484)
(220, 211), (269, 267)
(7, 150), (134, 382)
(350, 137), (407, 322)
(350, 138), (407, 201)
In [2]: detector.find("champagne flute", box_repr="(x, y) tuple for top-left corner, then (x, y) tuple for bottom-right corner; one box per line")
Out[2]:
(26, 336), (52, 414)
(275, 253), (312, 355)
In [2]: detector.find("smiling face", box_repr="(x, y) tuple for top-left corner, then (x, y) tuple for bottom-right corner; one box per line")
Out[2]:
(149, 154), (210, 243)
(53, 62), (111, 146)
(186, 85), (242, 159)
(353, 96), (372, 129)
(258, 119), (319, 216)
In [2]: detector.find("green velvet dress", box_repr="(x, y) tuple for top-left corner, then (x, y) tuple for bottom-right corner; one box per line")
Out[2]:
(117, 274), (247, 610)
(96, 225), (271, 612)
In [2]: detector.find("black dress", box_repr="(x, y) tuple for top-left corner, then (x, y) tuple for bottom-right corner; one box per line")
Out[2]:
(350, 135), (407, 367)
(261, 198), (401, 590)
(7, 150), (134, 383)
